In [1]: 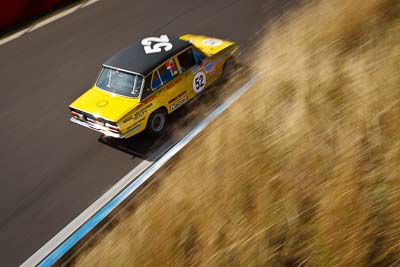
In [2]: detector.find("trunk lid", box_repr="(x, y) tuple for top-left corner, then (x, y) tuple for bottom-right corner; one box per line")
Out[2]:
(180, 34), (236, 56)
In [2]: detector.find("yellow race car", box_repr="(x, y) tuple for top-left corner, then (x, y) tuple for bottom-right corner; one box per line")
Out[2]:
(69, 34), (238, 138)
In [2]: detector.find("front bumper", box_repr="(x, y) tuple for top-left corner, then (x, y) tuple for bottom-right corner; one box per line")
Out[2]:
(70, 117), (141, 138)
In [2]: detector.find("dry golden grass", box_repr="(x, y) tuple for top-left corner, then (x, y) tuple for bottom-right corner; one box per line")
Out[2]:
(73, 0), (400, 265)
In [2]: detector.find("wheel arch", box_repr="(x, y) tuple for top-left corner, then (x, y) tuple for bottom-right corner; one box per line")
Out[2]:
(145, 105), (168, 125)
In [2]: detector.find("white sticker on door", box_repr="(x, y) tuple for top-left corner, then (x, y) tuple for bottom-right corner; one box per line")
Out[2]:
(193, 72), (206, 93)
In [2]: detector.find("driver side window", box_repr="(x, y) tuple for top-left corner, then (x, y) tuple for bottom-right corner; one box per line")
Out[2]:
(152, 58), (179, 90)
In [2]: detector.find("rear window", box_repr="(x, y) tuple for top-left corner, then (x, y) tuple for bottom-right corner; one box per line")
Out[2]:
(96, 67), (143, 98)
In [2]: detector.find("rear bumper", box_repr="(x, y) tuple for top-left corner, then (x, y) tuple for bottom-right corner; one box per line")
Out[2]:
(70, 117), (141, 138)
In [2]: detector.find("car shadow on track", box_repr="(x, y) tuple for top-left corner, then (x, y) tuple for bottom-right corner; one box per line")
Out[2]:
(97, 106), (193, 158)
(98, 133), (159, 158)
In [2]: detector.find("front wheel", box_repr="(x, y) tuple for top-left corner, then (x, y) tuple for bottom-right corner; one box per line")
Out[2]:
(146, 109), (167, 136)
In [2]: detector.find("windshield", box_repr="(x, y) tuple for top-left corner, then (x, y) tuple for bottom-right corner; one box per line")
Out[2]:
(96, 67), (143, 98)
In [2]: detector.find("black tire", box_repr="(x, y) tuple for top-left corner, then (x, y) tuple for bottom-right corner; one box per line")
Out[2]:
(146, 109), (167, 136)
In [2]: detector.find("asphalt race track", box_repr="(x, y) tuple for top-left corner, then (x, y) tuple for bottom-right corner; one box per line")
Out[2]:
(0, 0), (297, 265)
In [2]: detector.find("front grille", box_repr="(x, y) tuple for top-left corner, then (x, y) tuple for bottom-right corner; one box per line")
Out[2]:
(85, 114), (106, 126)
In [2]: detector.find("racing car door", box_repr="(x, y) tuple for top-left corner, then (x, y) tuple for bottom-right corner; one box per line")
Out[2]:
(152, 57), (188, 113)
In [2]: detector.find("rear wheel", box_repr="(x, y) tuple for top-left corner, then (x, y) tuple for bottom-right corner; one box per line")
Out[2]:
(222, 58), (237, 80)
(146, 109), (167, 136)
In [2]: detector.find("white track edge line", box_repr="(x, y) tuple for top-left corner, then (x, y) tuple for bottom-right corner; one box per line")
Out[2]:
(21, 159), (152, 266)
(29, 5), (81, 31)
(0, 30), (28, 46)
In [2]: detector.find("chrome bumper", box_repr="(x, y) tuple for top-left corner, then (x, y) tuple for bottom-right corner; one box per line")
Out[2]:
(70, 117), (141, 138)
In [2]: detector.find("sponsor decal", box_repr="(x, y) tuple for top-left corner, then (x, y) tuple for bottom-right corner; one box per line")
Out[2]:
(133, 103), (153, 120)
(123, 116), (132, 124)
(127, 117), (145, 130)
(171, 96), (188, 111)
(143, 94), (156, 104)
(123, 114), (133, 123)
(204, 62), (216, 74)
(123, 103), (153, 123)
(165, 76), (183, 90)
(168, 91), (187, 104)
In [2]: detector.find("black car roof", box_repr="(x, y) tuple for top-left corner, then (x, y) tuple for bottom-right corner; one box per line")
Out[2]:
(103, 35), (191, 76)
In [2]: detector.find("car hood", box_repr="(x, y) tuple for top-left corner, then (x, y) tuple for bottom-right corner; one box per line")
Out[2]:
(69, 86), (140, 122)
(180, 34), (237, 56)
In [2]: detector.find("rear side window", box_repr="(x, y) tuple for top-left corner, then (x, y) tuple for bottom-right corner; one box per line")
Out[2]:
(177, 48), (197, 72)
(193, 48), (205, 64)
(152, 58), (178, 90)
